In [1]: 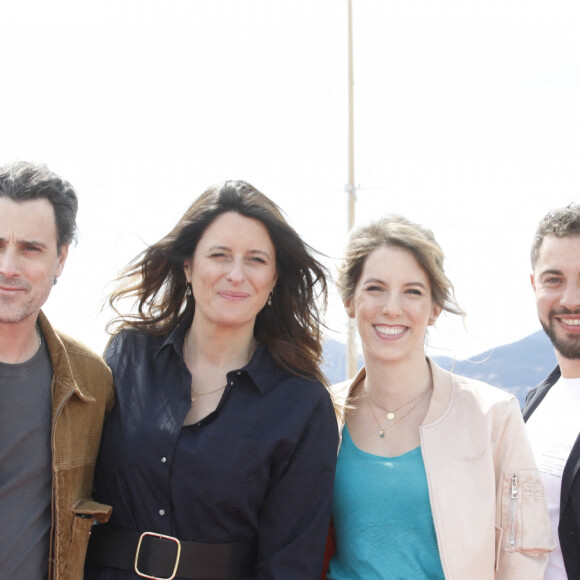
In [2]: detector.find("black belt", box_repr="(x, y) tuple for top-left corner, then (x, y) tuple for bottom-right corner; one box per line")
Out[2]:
(86, 525), (256, 580)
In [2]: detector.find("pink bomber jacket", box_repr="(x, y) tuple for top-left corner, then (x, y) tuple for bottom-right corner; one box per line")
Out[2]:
(327, 358), (554, 580)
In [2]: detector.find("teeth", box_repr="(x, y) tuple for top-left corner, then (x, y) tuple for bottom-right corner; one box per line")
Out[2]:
(561, 318), (580, 326)
(375, 325), (405, 335)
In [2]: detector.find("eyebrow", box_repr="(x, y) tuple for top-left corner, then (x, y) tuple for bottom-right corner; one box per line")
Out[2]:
(362, 277), (427, 288)
(207, 245), (272, 258)
(0, 237), (48, 248)
(539, 268), (563, 277)
(20, 240), (49, 250)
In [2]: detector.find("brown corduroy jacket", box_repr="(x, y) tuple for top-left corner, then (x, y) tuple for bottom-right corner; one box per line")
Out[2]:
(38, 311), (114, 580)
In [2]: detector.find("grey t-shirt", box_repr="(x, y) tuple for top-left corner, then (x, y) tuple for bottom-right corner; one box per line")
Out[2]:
(0, 338), (52, 579)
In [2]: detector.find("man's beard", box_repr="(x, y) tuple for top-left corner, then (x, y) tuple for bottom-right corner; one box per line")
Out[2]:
(541, 310), (580, 360)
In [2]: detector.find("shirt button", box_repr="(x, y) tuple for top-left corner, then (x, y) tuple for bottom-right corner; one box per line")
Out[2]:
(161, 457), (167, 463)
(237, 371), (241, 375)
(159, 509), (165, 516)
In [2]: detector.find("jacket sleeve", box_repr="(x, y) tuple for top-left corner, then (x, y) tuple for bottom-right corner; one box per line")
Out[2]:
(493, 397), (555, 579)
(254, 391), (339, 580)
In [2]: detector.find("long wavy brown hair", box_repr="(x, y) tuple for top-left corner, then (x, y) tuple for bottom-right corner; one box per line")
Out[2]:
(108, 180), (329, 384)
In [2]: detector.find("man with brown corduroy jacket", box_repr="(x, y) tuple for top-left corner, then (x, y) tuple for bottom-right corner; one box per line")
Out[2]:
(0, 161), (114, 580)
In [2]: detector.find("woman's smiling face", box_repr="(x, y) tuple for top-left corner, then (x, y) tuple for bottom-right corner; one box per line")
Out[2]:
(184, 211), (277, 333)
(346, 245), (440, 366)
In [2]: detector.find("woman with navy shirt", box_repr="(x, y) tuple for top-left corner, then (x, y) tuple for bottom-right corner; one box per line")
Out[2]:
(85, 181), (338, 580)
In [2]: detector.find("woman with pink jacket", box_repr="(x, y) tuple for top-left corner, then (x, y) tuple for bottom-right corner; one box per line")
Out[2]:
(322, 215), (554, 579)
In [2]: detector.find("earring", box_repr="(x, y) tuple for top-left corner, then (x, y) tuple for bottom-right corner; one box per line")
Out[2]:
(267, 291), (273, 306)
(185, 283), (192, 297)
(428, 318), (434, 325)
(53, 278), (58, 286)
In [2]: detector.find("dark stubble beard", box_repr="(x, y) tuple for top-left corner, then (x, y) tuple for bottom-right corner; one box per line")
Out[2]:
(541, 311), (580, 360)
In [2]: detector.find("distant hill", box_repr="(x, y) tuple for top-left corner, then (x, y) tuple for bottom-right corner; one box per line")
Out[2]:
(322, 330), (557, 405)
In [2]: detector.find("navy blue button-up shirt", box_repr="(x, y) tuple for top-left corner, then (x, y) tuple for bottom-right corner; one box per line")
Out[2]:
(87, 320), (338, 580)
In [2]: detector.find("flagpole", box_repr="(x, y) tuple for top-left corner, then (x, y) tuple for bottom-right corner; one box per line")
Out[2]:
(346, 0), (357, 378)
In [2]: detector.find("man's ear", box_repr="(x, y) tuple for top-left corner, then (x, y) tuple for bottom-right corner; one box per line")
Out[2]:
(54, 244), (69, 279)
(530, 271), (536, 292)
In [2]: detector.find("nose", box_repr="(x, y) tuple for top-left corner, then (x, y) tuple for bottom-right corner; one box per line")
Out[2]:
(226, 258), (245, 284)
(560, 280), (580, 311)
(382, 291), (402, 317)
(0, 247), (20, 278)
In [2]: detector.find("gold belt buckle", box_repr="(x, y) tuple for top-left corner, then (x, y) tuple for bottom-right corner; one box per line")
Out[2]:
(134, 531), (182, 580)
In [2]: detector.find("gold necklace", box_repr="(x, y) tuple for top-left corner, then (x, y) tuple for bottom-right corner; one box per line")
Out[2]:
(364, 382), (432, 438)
(191, 383), (226, 404)
(365, 380), (432, 421)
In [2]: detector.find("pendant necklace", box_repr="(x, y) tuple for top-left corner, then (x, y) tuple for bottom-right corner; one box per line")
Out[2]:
(365, 380), (432, 421)
(364, 381), (432, 438)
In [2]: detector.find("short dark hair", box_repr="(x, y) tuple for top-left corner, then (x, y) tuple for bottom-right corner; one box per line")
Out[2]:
(108, 180), (328, 384)
(531, 203), (580, 268)
(0, 161), (78, 251)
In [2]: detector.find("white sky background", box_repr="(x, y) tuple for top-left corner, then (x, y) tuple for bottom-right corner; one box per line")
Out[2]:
(1, 1), (579, 367)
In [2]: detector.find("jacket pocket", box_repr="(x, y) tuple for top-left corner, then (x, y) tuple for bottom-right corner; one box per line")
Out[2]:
(71, 498), (113, 523)
(65, 499), (113, 579)
(499, 470), (554, 554)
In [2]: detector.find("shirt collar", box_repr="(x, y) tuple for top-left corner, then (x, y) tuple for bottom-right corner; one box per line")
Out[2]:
(242, 343), (279, 395)
(156, 318), (189, 359)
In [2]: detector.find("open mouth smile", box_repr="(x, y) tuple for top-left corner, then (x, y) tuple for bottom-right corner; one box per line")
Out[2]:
(374, 324), (407, 338)
(556, 316), (580, 331)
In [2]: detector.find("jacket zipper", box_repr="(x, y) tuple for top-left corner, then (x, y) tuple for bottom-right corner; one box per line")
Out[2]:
(509, 474), (518, 547)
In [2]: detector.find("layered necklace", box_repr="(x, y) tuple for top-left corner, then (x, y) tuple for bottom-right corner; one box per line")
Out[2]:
(364, 379), (432, 438)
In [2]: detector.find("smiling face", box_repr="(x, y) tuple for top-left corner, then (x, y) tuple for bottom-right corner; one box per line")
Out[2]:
(346, 245), (440, 366)
(183, 212), (277, 334)
(532, 234), (580, 363)
(0, 198), (68, 325)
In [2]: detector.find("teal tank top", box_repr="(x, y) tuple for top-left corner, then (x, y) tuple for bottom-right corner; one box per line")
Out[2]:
(328, 426), (444, 580)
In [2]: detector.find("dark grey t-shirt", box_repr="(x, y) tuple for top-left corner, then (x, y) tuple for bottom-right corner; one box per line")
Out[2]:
(0, 339), (52, 579)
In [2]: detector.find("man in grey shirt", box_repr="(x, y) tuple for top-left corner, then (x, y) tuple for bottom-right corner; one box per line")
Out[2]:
(0, 161), (113, 580)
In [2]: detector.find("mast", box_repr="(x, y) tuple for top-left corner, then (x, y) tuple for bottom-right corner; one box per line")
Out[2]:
(346, 0), (357, 378)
